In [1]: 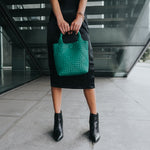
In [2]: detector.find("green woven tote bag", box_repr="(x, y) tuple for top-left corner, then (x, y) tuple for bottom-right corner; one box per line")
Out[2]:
(53, 31), (89, 76)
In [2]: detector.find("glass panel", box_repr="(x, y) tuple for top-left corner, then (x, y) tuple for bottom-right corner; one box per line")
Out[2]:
(87, 0), (150, 76)
(0, 25), (41, 94)
(93, 46), (144, 76)
(140, 46), (150, 63)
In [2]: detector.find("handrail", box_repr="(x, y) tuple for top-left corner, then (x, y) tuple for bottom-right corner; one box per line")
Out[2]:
(0, 1), (42, 73)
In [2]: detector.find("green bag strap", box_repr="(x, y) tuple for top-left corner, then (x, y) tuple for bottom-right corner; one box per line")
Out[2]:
(58, 31), (82, 44)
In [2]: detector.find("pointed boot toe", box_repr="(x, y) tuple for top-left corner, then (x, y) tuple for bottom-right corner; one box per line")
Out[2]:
(90, 132), (100, 143)
(53, 131), (63, 141)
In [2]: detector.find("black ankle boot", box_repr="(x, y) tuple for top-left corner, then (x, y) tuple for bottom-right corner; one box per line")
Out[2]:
(53, 110), (63, 141)
(89, 112), (100, 142)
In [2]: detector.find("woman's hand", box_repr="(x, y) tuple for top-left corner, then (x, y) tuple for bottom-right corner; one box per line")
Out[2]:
(57, 17), (70, 35)
(56, 15), (83, 35)
(69, 15), (83, 35)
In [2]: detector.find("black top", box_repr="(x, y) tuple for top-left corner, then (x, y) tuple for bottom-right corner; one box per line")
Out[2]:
(58, 0), (80, 12)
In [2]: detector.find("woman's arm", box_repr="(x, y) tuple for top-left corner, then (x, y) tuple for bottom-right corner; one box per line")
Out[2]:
(50, 0), (63, 21)
(70, 0), (87, 34)
(76, 0), (87, 20)
(50, 0), (70, 34)
(49, 0), (87, 35)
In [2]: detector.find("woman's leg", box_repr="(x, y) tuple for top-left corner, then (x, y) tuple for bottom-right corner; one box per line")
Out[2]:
(83, 88), (97, 114)
(83, 88), (100, 142)
(51, 86), (63, 141)
(51, 86), (62, 113)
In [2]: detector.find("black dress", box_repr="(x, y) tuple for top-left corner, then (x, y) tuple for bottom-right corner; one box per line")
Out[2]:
(47, 0), (95, 89)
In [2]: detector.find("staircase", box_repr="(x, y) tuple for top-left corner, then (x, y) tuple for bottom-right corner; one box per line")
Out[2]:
(2, 0), (150, 76)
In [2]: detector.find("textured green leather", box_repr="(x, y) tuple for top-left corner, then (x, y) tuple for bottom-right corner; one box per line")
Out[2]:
(53, 31), (89, 76)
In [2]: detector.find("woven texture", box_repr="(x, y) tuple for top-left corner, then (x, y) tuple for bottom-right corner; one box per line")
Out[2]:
(53, 31), (89, 76)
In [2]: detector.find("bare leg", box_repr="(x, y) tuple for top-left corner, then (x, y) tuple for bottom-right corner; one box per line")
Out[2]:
(51, 86), (62, 113)
(83, 88), (97, 114)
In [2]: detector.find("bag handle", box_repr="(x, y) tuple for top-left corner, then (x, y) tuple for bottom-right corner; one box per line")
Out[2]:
(58, 31), (82, 44)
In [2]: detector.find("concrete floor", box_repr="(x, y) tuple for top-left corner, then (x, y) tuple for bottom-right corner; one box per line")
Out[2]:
(0, 62), (150, 150)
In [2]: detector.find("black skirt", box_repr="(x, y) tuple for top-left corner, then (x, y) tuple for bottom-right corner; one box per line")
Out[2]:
(47, 0), (95, 89)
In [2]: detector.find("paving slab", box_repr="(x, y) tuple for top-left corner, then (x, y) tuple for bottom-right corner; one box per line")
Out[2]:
(0, 116), (18, 137)
(94, 118), (150, 150)
(0, 100), (37, 117)
(0, 90), (48, 101)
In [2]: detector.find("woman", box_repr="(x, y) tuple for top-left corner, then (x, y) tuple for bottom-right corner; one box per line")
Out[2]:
(47, 0), (100, 142)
